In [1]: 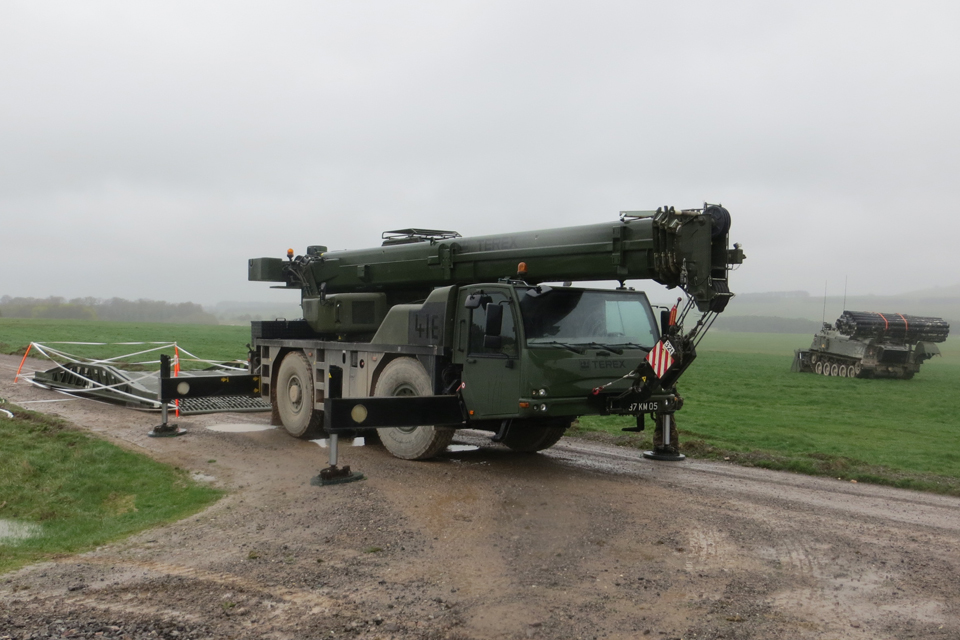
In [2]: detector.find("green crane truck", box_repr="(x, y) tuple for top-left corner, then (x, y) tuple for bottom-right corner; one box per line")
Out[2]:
(246, 205), (745, 460)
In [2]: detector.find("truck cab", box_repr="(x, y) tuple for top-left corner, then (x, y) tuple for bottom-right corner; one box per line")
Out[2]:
(453, 284), (659, 424)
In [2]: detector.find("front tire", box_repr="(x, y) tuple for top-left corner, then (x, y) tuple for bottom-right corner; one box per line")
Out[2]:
(375, 358), (454, 460)
(276, 351), (324, 439)
(501, 420), (569, 452)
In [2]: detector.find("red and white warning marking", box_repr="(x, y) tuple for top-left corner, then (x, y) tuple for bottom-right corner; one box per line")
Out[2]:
(646, 340), (675, 378)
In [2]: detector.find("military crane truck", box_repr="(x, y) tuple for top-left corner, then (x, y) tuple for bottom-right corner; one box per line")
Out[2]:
(247, 205), (745, 460)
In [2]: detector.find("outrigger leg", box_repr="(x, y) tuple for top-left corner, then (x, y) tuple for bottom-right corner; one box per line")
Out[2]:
(148, 399), (187, 437)
(643, 411), (685, 461)
(311, 433), (365, 487)
(149, 354), (187, 438)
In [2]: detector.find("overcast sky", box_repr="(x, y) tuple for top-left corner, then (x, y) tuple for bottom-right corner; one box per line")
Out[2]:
(2, 1), (958, 307)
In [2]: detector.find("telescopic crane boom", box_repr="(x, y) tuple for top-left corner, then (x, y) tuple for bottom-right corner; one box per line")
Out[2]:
(250, 205), (744, 315)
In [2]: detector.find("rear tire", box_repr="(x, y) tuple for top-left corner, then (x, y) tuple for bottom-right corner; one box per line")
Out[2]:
(375, 358), (454, 460)
(501, 420), (569, 452)
(276, 351), (324, 439)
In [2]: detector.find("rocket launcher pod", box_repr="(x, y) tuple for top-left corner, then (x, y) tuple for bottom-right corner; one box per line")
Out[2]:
(835, 311), (950, 343)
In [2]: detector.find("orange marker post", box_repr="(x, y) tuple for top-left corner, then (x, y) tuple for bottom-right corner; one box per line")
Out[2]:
(174, 345), (181, 418)
(14, 343), (33, 383)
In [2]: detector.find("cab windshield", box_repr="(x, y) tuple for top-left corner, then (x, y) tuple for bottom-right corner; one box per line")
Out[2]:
(518, 287), (658, 348)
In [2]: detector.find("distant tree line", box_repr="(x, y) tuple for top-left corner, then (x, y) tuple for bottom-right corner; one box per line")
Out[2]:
(0, 296), (218, 324)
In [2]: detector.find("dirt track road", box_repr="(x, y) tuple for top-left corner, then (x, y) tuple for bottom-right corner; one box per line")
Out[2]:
(2, 353), (959, 639)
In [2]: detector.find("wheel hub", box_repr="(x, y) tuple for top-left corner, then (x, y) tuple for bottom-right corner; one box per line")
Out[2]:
(288, 378), (302, 407)
(394, 385), (418, 433)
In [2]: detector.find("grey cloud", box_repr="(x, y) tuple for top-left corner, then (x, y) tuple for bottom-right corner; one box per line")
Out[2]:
(1, 1), (958, 304)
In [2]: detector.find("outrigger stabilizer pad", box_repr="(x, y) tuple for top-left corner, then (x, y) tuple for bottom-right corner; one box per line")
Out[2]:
(642, 449), (686, 462)
(310, 465), (364, 487)
(148, 423), (187, 438)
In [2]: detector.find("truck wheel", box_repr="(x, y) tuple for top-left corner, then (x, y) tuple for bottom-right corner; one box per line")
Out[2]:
(276, 351), (324, 439)
(501, 420), (569, 452)
(375, 358), (454, 460)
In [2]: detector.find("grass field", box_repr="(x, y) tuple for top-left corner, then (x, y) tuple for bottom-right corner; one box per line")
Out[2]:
(0, 405), (222, 574)
(576, 332), (960, 494)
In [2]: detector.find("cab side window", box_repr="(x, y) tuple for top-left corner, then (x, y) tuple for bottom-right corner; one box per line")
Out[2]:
(468, 293), (518, 357)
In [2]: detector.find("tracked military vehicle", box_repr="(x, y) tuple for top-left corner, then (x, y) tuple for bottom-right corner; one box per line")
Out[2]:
(793, 311), (950, 379)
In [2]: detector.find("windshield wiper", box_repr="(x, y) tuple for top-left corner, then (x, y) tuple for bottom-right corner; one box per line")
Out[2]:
(607, 342), (650, 351)
(531, 340), (586, 354)
(583, 342), (624, 355)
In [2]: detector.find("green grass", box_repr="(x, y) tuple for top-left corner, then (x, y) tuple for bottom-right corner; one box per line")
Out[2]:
(0, 405), (222, 574)
(0, 317), (250, 369)
(575, 333), (960, 494)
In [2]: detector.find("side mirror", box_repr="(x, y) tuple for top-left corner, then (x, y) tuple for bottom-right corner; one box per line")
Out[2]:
(485, 303), (503, 336)
(660, 309), (670, 338)
(483, 304), (504, 349)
